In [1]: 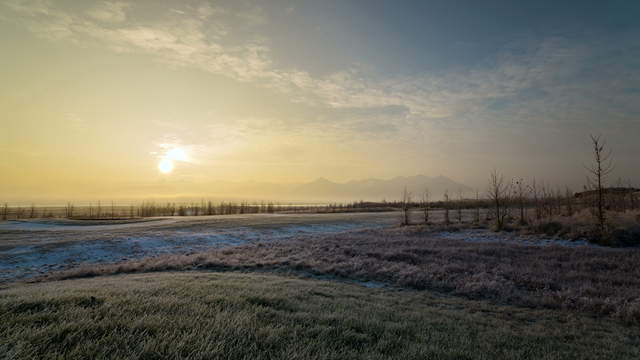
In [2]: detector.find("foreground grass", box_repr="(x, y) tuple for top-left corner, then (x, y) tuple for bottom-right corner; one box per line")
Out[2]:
(3, 271), (640, 359)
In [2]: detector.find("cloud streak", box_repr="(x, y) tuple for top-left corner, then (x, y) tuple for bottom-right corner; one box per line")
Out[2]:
(4, 0), (639, 136)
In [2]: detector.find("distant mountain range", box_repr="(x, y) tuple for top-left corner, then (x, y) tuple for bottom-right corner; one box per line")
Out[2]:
(4, 175), (474, 205)
(197, 175), (473, 202)
(289, 175), (473, 201)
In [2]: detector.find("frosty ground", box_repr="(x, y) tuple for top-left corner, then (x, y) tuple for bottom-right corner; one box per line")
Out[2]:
(0, 211), (599, 283)
(0, 212), (400, 282)
(3, 211), (640, 359)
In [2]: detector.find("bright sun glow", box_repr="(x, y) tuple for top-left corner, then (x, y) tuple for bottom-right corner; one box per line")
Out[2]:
(158, 158), (174, 174)
(166, 147), (188, 162)
(157, 147), (189, 174)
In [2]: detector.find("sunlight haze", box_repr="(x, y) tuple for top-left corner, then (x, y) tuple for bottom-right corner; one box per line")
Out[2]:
(1, 0), (639, 203)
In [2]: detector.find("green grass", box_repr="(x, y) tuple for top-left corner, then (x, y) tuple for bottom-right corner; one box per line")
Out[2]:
(2, 272), (640, 359)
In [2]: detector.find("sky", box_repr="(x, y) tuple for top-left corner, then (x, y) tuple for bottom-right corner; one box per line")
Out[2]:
(1, 0), (639, 202)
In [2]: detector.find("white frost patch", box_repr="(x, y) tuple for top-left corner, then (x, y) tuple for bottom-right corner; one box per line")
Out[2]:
(0, 213), (394, 282)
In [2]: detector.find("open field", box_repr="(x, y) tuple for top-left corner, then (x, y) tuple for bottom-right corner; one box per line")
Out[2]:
(41, 223), (640, 323)
(3, 208), (585, 283)
(3, 271), (640, 360)
(4, 211), (640, 358)
(0, 212), (399, 282)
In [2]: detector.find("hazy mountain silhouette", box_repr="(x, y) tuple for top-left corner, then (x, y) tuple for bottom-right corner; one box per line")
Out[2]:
(286, 175), (473, 201)
(6, 175), (474, 204)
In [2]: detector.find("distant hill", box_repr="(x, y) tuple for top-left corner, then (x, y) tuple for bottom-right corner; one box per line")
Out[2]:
(286, 175), (473, 202)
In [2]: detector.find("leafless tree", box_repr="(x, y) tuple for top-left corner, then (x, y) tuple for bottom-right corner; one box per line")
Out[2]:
(1, 203), (7, 221)
(586, 135), (614, 232)
(456, 189), (464, 223)
(474, 190), (480, 224)
(532, 179), (541, 220)
(443, 189), (450, 225)
(629, 180), (638, 210)
(539, 181), (553, 218)
(488, 169), (510, 230)
(65, 203), (74, 218)
(422, 188), (430, 224)
(29, 204), (36, 219)
(514, 178), (527, 225)
(554, 187), (563, 216)
(401, 187), (412, 226)
(564, 187), (574, 216)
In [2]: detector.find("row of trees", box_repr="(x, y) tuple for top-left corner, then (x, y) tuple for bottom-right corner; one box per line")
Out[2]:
(400, 135), (638, 234)
(1, 201), (285, 219)
(0, 200), (398, 220)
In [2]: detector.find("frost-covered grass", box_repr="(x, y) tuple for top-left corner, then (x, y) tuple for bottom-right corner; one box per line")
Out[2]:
(43, 226), (640, 324)
(3, 271), (640, 359)
(0, 213), (395, 282)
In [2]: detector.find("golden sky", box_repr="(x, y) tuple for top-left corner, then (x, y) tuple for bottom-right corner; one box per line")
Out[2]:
(1, 1), (639, 202)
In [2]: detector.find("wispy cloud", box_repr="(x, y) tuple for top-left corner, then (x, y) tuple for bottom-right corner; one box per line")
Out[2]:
(86, 1), (128, 23)
(4, 0), (638, 137)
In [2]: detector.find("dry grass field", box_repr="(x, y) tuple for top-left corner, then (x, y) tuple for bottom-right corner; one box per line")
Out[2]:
(3, 211), (640, 358)
(39, 224), (640, 324)
(3, 271), (640, 360)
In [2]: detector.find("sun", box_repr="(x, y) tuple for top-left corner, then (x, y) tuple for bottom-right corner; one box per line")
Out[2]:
(156, 146), (190, 174)
(158, 158), (174, 174)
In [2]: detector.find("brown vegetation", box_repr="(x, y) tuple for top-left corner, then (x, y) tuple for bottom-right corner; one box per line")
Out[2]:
(40, 225), (640, 324)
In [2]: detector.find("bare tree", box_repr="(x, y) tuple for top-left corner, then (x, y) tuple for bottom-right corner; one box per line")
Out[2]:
(443, 189), (450, 225)
(586, 135), (614, 232)
(65, 202), (74, 218)
(401, 187), (412, 226)
(457, 189), (464, 223)
(629, 180), (638, 210)
(539, 181), (553, 218)
(474, 190), (480, 224)
(1, 203), (7, 221)
(564, 186), (574, 216)
(514, 178), (527, 225)
(488, 169), (510, 230)
(529, 178), (542, 221)
(422, 188), (430, 224)
(554, 187), (563, 216)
